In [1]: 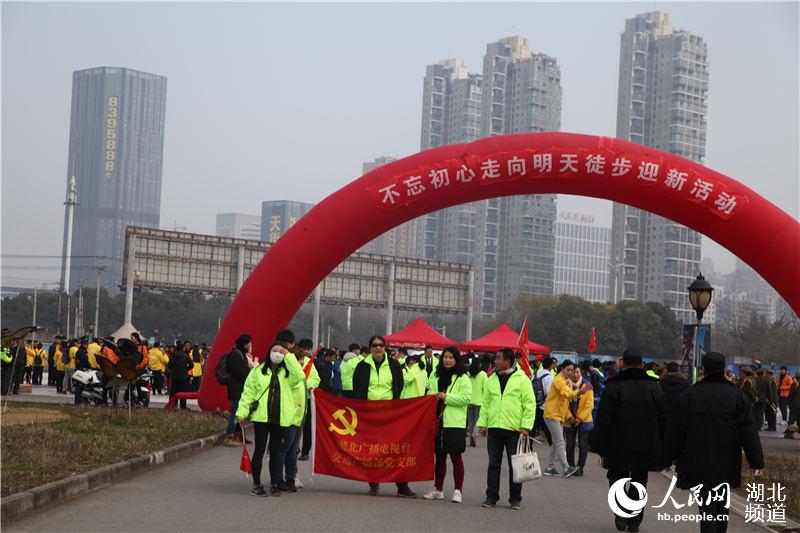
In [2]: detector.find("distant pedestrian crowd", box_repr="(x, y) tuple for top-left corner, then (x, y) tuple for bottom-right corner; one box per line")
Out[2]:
(0, 330), (209, 409)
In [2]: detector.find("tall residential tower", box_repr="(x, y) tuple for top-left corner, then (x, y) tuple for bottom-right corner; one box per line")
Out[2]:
(610, 12), (708, 321)
(418, 39), (562, 319)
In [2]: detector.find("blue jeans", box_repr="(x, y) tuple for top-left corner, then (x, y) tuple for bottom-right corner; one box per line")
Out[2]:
(225, 399), (239, 435)
(280, 425), (303, 483)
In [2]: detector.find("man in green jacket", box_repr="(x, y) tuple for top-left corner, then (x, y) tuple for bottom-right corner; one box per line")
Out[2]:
(477, 348), (536, 510)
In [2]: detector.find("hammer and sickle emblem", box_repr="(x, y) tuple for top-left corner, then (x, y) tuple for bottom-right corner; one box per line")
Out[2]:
(328, 407), (358, 436)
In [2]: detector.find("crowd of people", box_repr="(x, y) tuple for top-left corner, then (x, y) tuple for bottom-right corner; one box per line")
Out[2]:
(3, 325), (798, 531)
(220, 329), (796, 532)
(0, 330), (209, 408)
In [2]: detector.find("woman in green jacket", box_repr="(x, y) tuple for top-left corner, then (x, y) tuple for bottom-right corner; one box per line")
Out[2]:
(236, 343), (304, 497)
(401, 353), (428, 399)
(423, 346), (472, 503)
(466, 354), (489, 447)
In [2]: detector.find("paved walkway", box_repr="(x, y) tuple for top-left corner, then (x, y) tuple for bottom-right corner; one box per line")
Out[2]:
(6, 427), (771, 533)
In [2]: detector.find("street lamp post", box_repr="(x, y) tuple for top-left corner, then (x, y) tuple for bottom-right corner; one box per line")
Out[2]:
(687, 273), (715, 384)
(688, 273), (714, 324)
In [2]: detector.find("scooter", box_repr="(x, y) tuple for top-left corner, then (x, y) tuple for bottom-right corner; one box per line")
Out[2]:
(123, 370), (152, 407)
(71, 369), (107, 405)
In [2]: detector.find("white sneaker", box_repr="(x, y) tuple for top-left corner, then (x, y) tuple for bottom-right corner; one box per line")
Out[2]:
(423, 490), (444, 500)
(452, 490), (462, 503)
(294, 477), (304, 488)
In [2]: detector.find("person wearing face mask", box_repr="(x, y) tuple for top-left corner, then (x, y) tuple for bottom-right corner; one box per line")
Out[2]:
(167, 341), (194, 409)
(423, 346), (471, 503)
(542, 359), (591, 478)
(352, 335), (413, 497)
(477, 348), (536, 510)
(236, 342), (304, 497)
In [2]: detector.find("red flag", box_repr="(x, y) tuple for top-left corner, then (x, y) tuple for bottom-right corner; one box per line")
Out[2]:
(588, 327), (597, 353)
(239, 445), (252, 477)
(312, 389), (436, 483)
(517, 317), (532, 377)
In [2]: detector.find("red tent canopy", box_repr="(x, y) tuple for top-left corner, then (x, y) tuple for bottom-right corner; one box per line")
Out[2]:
(461, 323), (551, 354)
(383, 317), (460, 350)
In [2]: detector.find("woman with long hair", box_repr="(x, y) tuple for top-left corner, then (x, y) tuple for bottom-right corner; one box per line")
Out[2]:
(236, 342), (304, 497)
(423, 346), (472, 503)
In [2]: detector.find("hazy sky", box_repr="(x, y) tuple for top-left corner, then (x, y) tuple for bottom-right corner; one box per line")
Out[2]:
(2, 2), (798, 288)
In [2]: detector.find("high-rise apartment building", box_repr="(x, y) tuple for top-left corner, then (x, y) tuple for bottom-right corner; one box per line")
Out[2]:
(554, 212), (612, 303)
(481, 37), (562, 316)
(216, 213), (261, 240)
(61, 67), (167, 291)
(610, 12), (708, 321)
(260, 200), (314, 243)
(417, 40), (562, 319)
(359, 157), (419, 257)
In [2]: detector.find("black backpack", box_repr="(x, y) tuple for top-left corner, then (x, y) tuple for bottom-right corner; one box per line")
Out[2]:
(532, 372), (546, 405)
(215, 352), (231, 385)
(61, 348), (71, 365)
(33, 352), (42, 365)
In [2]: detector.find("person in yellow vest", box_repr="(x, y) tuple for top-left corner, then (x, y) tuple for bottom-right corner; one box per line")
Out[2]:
(87, 338), (102, 370)
(24, 340), (35, 384)
(63, 341), (78, 393)
(423, 346), (472, 503)
(542, 359), (591, 478)
(190, 345), (204, 391)
(352, 335), (414, 498)
(296, 339), (319, 463)
(401, 353), (429, 399)
(31, 342), (47, 385)
(563, 363), (595, 477)
(148, 342), (169, 395)
(54, 337), (66, 393)
(236, 341), (305, 497)
(466, 353), (489, 447)
(340, 345), (364, 398)
(279, 338), (315, 491)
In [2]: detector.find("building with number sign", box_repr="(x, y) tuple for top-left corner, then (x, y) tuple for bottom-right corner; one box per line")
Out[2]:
(260, 200), (313, 243)
(610, 11), (707, 321)
(216, 213), (261, 241)
(554, 212), (612, 304)
(60, 66), (167, 292)
(418, 37), (562, 319)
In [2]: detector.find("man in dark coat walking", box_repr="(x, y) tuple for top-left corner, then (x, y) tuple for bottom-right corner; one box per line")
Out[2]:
(590, 348), (667, 533)
(660, 361), (690, 408)
(662, 352), (764, 533)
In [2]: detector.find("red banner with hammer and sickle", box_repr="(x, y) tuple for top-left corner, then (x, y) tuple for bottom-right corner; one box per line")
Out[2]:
(312, 389), (437, 482)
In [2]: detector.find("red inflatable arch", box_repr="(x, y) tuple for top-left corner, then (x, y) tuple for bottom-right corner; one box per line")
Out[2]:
(199, 132), (799, 411)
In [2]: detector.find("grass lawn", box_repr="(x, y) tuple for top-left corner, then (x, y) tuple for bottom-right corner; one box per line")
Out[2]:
(1, 403), (225, 497)
(738, 453), (800, 521)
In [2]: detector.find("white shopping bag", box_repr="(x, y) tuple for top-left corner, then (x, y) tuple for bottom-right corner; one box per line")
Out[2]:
(511, 436), (542, 483)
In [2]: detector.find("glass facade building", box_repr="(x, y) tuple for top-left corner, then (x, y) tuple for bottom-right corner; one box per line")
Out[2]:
(554, 214), (611, 303)
(61, 66), (167, 291)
